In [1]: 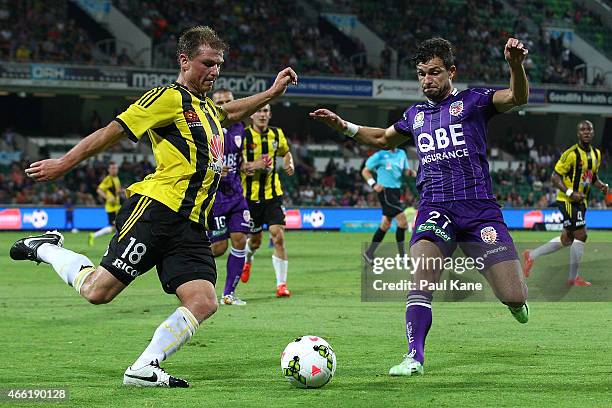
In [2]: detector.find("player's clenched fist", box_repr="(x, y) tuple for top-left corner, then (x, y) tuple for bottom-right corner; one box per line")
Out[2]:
(504, 37), (528, 66)
(269, 67), (298, 97)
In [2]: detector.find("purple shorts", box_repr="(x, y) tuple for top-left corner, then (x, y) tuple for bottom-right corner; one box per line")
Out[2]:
(208, 194), (251, 243)
(410, 199), (518, 270)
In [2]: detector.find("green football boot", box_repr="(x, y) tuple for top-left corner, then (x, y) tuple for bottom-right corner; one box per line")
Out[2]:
(508, 303), (529, 324)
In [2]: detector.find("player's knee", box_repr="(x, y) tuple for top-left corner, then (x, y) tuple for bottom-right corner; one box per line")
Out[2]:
(561, 235), (574, 246)
(187, 298), (218, 321)
(82, 287), (115, 305)
(231, 235), (247, 250)
(574, 231), (587, 242)
(212, 241), (228, 257)
(272, 233), (285, 248)
(249, 236), (262, 250)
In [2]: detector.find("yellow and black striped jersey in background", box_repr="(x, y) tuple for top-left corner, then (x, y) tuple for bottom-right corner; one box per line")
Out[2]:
(98, 175), (121, 213)
(115, 82), (227, 228)
(241, 126), (289, 202)
(554, 143), (601, 206)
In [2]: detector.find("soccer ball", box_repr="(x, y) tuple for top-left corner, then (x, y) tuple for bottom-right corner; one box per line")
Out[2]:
(281, 335), (336, 388)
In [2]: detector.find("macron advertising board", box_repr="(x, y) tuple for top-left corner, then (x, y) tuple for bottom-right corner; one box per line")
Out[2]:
(1, 207), (611, 231)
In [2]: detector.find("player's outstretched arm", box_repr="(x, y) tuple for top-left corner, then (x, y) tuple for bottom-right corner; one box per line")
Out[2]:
(25, 121), (127, 182)
(309, 108), (405, 150)
(493, 38), (529, 112)
(221, 67), (298, 126)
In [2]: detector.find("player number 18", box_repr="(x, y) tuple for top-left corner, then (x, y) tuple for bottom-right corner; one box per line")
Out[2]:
(120, 237), (147, 264)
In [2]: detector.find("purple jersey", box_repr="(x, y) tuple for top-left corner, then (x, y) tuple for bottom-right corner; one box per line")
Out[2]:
(217, 122), (246, 200)
(393, 88), (498, 203)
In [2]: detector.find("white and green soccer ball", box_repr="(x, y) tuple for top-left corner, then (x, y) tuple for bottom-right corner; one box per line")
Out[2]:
(281, 335), (336, 388)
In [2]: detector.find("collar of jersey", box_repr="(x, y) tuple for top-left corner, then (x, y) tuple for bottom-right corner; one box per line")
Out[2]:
(173, 81), (206, 100)
(248, 126), (270, 135)
(577, 143), (592, 153)
(426, 88), (459, 106)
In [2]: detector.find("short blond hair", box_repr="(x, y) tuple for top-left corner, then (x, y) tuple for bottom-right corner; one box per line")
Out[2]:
(176, 26), (228, 64)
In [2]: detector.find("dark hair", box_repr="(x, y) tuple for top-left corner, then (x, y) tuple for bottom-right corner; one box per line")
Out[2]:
(412, 37), (455, 69)
(176, 26), (228, 63)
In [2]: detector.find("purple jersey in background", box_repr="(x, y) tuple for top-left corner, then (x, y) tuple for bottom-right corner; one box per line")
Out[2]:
(393, 88), (499, 203)
(217, 122), (246, 200)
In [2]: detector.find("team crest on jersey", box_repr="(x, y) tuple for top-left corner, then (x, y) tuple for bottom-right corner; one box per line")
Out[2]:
(480, 226), (498, 244)
(449, 100), (464, 117)
(184, 110), (202, 128)
(581, 170), (593, 186)
(234, 135), (242, 148)
(413, 111), (425, 129)
(272, 140), (278, 150)
(243, 210), (251, 222)
(209, 133), (224, 174)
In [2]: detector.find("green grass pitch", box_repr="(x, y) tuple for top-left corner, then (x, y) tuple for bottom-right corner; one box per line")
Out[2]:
(1, 230), (611, 407)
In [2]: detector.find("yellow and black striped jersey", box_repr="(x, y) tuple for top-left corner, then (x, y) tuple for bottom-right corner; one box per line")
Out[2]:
(116, 82), (227, 228)
(554, 143), (601, 205)
(98, 175), (121, 213)
(241, 126), (289, 202)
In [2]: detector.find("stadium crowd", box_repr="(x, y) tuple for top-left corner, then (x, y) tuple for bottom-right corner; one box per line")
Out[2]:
(0, 0), (125, 66)
(1, 0), (608, 88)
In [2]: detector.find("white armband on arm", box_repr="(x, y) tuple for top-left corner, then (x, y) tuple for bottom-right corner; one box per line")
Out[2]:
(343, 121), (360, 138)
(367, 178), (376, 187)
(565, 188), (573, 197)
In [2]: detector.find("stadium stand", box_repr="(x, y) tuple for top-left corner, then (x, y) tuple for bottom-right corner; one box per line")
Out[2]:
(1, 0), (610, 210)
(0, 0), (133, 66)
(113, 0), (369, 75)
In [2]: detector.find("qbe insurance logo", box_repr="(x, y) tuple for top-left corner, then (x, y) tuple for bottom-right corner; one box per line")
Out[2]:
(303, 210), (325, 228)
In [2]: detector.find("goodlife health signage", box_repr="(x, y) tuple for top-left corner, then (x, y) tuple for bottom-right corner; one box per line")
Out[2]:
(546, 89), (612, 105)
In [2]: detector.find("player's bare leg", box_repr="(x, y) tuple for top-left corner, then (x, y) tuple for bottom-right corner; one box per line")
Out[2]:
(125, 280), (218, 388)
(270, 224), (290, 297)
(364, 215), (391, 264)
(221, 232), (248, 305)
(389, 239), (443, 376)
(242, 231), (262, 283)
(483, 259), (529, 323)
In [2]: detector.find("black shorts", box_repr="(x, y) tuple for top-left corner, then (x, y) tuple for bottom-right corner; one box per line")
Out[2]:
(247, 197), (285, 233)
(377, 188), (404, 217)
(557, 200), (587, 231)
(107, 211), (118, 225)
(100, 194), (216, 294)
